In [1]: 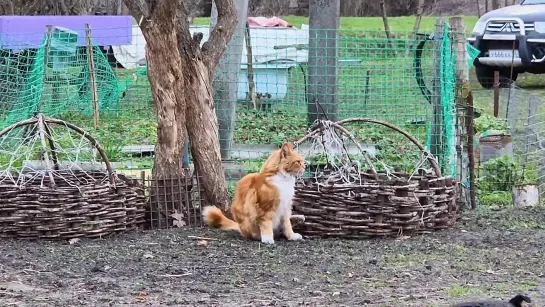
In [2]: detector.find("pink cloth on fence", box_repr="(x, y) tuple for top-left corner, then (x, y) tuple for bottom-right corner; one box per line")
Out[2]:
(247, 16), (293, 28)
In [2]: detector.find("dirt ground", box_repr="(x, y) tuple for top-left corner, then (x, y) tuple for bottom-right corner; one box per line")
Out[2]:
(1, 206), (545, 307)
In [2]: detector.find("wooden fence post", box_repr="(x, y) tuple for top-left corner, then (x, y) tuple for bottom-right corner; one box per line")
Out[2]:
(307, 0), (340, 125)
(85, 24), (99, 128)
(430, 18), (444, 160)
(211, 0), (249, 159)
(450, 16), (472, 208)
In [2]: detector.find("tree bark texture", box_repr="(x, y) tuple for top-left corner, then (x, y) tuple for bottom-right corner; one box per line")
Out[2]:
(123, 0), (236, 215)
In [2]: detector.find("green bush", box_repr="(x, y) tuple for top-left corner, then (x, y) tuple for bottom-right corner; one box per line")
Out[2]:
(477, 156), (538, 193)
(474, 114), (509, 134)
(479, 191), (512, 207)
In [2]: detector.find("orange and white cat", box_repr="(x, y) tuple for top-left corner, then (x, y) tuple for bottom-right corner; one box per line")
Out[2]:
(202, 142), (305, 244)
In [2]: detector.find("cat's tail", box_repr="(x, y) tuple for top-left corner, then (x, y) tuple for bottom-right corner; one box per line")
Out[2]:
(202, 206), (240, 232)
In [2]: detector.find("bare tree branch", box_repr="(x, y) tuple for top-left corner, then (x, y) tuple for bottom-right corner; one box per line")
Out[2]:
(1, 0), (15, 14)
(58, 0), (69, 14)
(122, 0), (151, 22)
(117, 0), (123, 14)
(201, 0), (237, 70)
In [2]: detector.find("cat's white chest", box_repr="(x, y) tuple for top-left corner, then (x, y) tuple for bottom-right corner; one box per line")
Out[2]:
(269, 173), (296, 229)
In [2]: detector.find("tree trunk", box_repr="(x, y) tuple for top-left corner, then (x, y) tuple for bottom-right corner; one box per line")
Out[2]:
(0, 0), (126, 15)
(412, 0), (425, 34)
(406, 0), (425, 56)
(135, 7), (190, 227)
(492, 0), (502, 10)
(379, 0), (395, 56)
(185, 59), (231, 211)
(141, 26), (187, 180)
(340, 0), (364, 17)
(123, 0), (236, 221)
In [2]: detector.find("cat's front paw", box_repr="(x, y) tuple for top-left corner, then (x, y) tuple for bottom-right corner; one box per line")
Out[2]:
(288, 233), (303, 241)
(261, 235), (275, 245)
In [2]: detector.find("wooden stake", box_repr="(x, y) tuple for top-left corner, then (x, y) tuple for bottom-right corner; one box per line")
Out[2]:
(493, 70), (500, 117)
(38, 25), (53, 113)
(430, 18), (444, 159)
(466, 91), (477, 209)
(37, 114), (55, 186)
(244, 21), (256, 110)
(84, 23), (99, 128)
(363, 70), (370, 109)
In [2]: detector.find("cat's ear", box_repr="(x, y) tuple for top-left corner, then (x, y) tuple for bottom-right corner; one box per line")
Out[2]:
(281, 142), (293, 158)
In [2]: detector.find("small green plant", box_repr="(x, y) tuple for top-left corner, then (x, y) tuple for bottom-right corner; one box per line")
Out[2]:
(0, 153), (23, 169)
(447, 285), (478, 297)
(102, 143), (126, 162)
(227, 182), (236, 198)
(474, 114), (509, 134)
(479, 191), (513, 207)
(477, 156), (538, 197)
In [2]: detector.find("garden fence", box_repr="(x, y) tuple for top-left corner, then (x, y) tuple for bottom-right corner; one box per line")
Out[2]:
(472, 84), (545, 207)
(0, 21), (480, 227)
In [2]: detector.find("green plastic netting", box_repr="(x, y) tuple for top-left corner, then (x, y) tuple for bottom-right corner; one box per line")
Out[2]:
(0, 28), (121, 128)
(439, 22), (457, 179)
(424, 22), (480, 179)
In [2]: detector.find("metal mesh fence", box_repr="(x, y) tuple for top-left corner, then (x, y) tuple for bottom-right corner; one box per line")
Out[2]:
(472, 82), (545, 207)
(0, 21), (478, 227)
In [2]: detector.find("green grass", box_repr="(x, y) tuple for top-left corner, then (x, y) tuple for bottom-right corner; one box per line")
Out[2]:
(447, 285), (481, 297)
(133, 14), (480, 33)
(193, 15), (479, 33)
(62, 53), (435, 172)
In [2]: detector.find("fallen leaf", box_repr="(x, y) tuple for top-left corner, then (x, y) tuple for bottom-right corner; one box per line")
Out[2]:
(171, 210), (186, 228)
(348, 272), (353, 278)
(173, 219), (186, 228)
(134, 291), (148, 303)
(197, 240), (209, 247)
(68, 238), (80, 245)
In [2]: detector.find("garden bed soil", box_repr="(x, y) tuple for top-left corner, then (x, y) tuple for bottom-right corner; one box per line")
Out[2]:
(1, 206), (545, 306)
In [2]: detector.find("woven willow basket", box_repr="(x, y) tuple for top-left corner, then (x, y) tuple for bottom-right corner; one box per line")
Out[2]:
(291, 118), (459, 239)
(0, 115), (146, 239)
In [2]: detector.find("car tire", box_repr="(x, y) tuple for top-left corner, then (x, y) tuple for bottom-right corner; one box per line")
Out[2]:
(476, 66), (518, 88)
